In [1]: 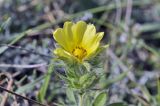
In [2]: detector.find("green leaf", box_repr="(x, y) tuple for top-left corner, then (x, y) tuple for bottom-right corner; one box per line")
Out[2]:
(83, 75), (97, 89)
(101, 70), (129, 88)
(16, 75), (44, 94)
(0, 46), (8, 55)
(83, 62), (91, 72)
(84, 94), (92, 106)
(79, 74), (90, 85)
(37, 62), (54, 103)
(98, 44), (109, 52)
(66, 68), (78, 79)
(157, 78), (160, 103)
(107, 102), (127, 106)
(93, 92), (107, 106)
(66, 88), (76, 105)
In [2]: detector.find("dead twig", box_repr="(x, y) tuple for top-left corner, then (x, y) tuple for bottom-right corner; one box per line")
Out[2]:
(115, 0), (122, 24)
(0, 73), (13, 106)
(0, 85), (48, 106)
(0, 44), (53, 58)
(0, 63), (47, 69)
(125, 0), (132, 31)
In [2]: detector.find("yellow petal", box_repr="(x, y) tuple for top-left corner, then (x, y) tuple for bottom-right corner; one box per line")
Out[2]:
(53, 28), (69, 51)
(86, 32), (104, 58)
(72, 21), (87, 45)
(63, 22), (75, 51)
(81, 24), (96, 46)
(54, 48), (74, 60)
(82, 32), (103, 52)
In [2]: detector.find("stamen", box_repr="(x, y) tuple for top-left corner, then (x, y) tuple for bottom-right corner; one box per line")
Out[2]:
(72, 46), (87, 60)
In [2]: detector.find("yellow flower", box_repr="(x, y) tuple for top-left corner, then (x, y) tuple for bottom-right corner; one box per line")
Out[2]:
(53, 21), (104, 62)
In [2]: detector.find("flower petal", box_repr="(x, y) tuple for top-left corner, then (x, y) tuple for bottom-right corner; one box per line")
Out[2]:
(81, 24), (96, 46)
(54, 48), (74, 60)
(53, 28), (69, 50)
(72, 21), (87, 45)
(63, 22), (75, 51)
(86, 32), (104, 58)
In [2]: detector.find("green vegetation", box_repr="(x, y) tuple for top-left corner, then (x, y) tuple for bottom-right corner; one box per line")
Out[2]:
(0, 0), (160, 106)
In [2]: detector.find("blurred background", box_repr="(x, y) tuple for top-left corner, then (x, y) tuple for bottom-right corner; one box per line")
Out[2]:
(0, 0), (160, 105)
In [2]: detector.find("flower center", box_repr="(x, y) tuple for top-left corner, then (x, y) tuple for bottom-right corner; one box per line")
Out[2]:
(72, 46), (87, 60)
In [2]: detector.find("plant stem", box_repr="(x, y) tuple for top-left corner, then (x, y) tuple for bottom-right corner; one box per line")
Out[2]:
(79, 94), (84, 106)
(78, 92), (86, 106)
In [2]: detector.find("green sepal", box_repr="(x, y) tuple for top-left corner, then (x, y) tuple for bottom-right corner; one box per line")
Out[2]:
(93, 91), (108, 106)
